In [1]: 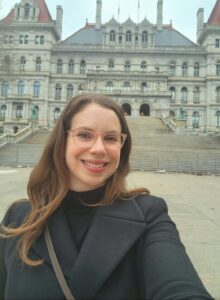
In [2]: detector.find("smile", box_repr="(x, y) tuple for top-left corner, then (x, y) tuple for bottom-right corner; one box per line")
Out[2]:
(82, 160), (108, 168)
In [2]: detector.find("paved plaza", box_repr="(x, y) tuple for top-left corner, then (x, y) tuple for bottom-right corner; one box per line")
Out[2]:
(0, 167), (219, 299)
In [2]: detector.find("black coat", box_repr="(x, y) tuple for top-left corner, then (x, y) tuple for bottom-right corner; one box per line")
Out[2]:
(0, 195), (213, 300)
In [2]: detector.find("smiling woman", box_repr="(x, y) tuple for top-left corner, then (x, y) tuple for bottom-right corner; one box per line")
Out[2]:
(0, 94), (214, 300)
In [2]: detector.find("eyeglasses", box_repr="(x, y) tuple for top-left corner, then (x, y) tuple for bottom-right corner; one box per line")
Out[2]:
(66, 129), (127, 149)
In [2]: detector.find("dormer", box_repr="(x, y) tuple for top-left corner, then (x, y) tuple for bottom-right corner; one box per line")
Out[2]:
(15, 0), (40, 22)
(122, 17), (136, 29)
(106, 17), (119, 28)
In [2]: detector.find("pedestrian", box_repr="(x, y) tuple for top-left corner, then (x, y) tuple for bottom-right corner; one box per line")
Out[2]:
(0, 94), (214, 299)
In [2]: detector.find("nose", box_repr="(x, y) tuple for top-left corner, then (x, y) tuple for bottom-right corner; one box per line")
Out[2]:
(89, 136), (107, 154)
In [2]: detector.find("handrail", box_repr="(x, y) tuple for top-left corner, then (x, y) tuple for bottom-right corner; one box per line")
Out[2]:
(0, 123), (33, 148)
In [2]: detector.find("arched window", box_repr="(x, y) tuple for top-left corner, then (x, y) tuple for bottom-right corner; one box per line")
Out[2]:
(80, 60), (86, 74)
(142, 31), (148, 43)
(106, 81), (113, 92)
(141, 82), (147, 92)
(110, 30), (115, 42)
(123, 81), (130, 91)
(192, 111), (200, 128)
(181, 87), (187, 103)
(0, 105), (7, 119)
(33, 81), (40, 97)
(122, 103), (131, 115)
(216, 86), (220, 102)
(170, 62), (176, 76)
(20, 56), (26, 71)
(68, 60), (74, 74)
(54, 107), (61, 122)
(108, 60), (114, 71)
(216, 61), (220, 76)
(57, 59), (63, 74)
(141, 61), (147, 72)
(16, 104), (23, 119)
(18, 80), (25, 96)
(169, 87), (176, 102)
(35, 57), (41, 72)
(67, 84), (74, 98)
(182, 62), (188, 76)
(194, 63), (200, 77)
(24, 3), (30, 17)
(193, 87), (200, 103)
(55, 83), (62, 99)
(78, 84), (85, 94)
(2, 81), (9, 96)
(124, 61), (130, 72)
(216, 111), (220, 127)
(126, 30), (132, 43)
(2, 55), (10, 72)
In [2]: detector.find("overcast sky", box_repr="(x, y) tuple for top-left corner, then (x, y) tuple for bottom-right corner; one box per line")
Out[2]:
(0, 0), (217, 42)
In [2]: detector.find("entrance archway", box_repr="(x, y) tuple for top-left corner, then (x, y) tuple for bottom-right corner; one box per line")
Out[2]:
(122, 103), (131, 116)
(139, 103), (150, 116)
(13, 126), (19, 134)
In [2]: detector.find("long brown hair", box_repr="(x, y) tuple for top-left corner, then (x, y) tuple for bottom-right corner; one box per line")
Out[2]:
(2, 94), (149, 266)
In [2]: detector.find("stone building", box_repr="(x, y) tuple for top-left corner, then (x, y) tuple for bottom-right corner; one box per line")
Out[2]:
(0, 0), (220, 134)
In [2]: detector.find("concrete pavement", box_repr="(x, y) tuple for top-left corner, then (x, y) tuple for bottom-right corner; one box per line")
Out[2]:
(0, 167), (219, 299)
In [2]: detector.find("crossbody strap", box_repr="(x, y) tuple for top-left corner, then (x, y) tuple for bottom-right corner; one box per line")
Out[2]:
(44, 225), (76, 300)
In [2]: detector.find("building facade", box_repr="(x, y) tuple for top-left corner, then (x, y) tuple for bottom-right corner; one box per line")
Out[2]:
(0, 0), (220, 134)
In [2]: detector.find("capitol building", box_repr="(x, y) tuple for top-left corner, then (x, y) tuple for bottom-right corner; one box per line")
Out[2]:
(0, 0), (220, 135)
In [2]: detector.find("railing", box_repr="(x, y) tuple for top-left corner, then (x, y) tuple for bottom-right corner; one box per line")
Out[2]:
(160, 113), (177, 132)
(0, 123), (33, 148)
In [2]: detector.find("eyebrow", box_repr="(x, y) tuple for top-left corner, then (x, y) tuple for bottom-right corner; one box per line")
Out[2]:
(73, 127), (120, 134)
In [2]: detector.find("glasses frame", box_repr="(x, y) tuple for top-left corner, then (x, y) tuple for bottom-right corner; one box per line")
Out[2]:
(66, 129), (127, 149)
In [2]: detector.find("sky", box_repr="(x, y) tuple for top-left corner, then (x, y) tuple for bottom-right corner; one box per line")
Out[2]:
(0, 0), (217, 43)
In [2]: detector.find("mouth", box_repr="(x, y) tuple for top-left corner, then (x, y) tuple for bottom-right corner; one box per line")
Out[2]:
(81, 160), (109, 169)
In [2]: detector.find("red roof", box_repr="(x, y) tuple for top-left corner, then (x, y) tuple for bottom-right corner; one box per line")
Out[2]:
(0, 0), (52, 24)
(207, 0), (220, 25)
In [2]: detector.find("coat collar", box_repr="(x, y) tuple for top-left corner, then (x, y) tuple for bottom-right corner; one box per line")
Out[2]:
(33, 197), (147, 299)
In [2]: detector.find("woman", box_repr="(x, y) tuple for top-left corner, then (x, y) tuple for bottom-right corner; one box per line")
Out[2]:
(0, 94), (213, 299)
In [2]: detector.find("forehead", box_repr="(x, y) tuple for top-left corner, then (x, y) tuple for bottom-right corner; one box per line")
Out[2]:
(71, 103), (121, 131)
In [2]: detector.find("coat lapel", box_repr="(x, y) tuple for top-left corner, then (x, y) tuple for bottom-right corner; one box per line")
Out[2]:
(68, 198), (147, 299)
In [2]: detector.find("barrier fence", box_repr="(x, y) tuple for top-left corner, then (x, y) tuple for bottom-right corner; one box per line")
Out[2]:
(0, 144), (220, 174)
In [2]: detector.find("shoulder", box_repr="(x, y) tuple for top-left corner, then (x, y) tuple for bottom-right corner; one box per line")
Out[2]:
(133, 194), (168, 223)
(1, 200), (31, 228)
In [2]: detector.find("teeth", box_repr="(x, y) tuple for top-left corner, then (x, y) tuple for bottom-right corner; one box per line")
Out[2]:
(84, 161), (105, 168)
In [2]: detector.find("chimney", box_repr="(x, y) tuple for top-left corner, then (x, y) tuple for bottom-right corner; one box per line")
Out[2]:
(197, 8), (204, 42)
(56, 5), (63, 38)
(157, 0), (163, 31)
(95, 0), (102, 29)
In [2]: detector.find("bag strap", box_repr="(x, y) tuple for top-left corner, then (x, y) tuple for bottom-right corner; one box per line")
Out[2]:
(44, 225), (76, 300)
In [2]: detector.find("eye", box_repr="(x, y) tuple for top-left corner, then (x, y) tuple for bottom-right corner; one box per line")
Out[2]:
(77, 131), (94, 140)
(104, 134), (119, 143)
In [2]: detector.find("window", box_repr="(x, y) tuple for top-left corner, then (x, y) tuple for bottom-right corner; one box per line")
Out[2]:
(19, 35), (24, 44)
(24, 35), (29, 44)
(135, 35), (138, 44)
(215, 39), (220, 48)
(192, 111), (200, 128)
(126, 31), (131, 43)
(57, 59), (63, 74)
(123, 81), (130, 91)
(54, 107), (61, 121)
(24, 3), (30, 17)
(108, 60), (114, 71)
(67, 84), (74, 98)
(55, 83), (62, 99)
(80, 60), (86, 74)
(170, 62), (176, 76)
(141, 61), (147, 72)
(124, 61), (130, 72)
(79, 84), (85, 94)
(181, 87), (188, 103)
(216, 111), (220, 127)
(169, 87), (176, 102)
(0, 105), (7, 119)
(110, 30), (115, 42)
(119, 35), (122, 44)
(18, 80), (25, 96)
(2, 81), (9, 96)
(20, 56), (26, 71)
(33, 81), (40, 97)
(216, 86), (220, 102)
(182, 62), (188, 76)
(216, 61), (220, 76)
(40, 35), (44, 44)
(106, 81), (113, 92)
(68, 60), (74, 73)
(16, 104), (23, 119)
(3, 35), (13, 44)
(193, 87), (200, 103)
(9, 35), (13, 44)
(36, 57), (41, 72)
(141, 82), (147, 92)
(194, 63), (200, 77)
(142, 31), (148, 45)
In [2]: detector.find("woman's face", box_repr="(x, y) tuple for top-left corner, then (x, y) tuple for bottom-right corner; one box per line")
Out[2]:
(65, 103), (122, 191)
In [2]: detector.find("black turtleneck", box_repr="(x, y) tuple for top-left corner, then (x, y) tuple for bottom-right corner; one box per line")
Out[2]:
(63, 185), (106, 249)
